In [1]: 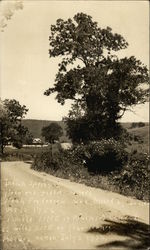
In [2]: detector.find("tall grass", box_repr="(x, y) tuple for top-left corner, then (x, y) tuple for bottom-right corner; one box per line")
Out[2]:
(1, 145), (59, 162)
(31, 141), (149, 201)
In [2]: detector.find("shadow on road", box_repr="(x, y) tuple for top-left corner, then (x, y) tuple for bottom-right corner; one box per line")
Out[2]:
(87, 217), (150, 249)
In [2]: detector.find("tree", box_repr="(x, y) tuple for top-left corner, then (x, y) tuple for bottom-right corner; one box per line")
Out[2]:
(41, 123), (63, 144)
(45, 13), (149, 142)
(131, 122), (137, 129)
(138, 122), (145, 128)
(0, 99), (29, 154)
(23, 131), (33, 145)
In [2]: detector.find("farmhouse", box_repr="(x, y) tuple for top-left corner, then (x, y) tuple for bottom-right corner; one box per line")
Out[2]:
(33, 138), (42, 144)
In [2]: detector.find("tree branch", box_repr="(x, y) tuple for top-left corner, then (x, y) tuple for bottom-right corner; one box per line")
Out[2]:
(76, 56), (88, 67)
(117, 108), (126, 119)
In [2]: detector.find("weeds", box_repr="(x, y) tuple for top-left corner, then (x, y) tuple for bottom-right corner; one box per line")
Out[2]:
(31, 141), (149, 201)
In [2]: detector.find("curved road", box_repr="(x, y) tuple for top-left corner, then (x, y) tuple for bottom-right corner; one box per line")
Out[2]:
(0, 161), (149, 249)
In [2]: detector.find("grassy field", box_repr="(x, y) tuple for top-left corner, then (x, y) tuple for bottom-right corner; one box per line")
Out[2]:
(1, 144), (59, 162)
(127, 124), (149, 153)
(22, 119), (70, 142)
(128, 125), (149, 143)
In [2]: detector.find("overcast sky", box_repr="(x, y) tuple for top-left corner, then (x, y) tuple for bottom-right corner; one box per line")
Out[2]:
(0, 0), (149, 122)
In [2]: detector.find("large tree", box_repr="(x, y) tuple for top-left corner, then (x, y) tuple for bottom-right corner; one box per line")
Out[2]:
(45, 13), (149, 142)
(0, 99), (30, 154)
(41, 123), (63, 144)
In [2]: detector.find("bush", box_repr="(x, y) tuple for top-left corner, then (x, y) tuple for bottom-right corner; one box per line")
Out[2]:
(130, 122), (145, 129)
(32, 146), (90, 181)
(33, 151), (61, 171)
(112, 151), (149, 200)
(1, 151), (33, 161)
(138, 122), (145, 127)
(33, 147), (79, 171)
(32, 139), (128, 175)
(32, 141), (149, 201)
(72, 139), (128, 174)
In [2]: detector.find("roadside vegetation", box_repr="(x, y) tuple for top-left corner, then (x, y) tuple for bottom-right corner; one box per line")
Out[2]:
(1, 144), (59, 162)
(32, 136), (149, 201)
(1, 13), (149, 202)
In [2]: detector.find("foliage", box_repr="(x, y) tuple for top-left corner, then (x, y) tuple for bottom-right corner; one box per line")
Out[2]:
(32, 142), (149, 201)
(1, 145), (51, 162)
(0, 100), (7, 118)
(64, 112), (131, 143)
(45, 13), (149, 142)
(131, 122), (146, 129)
(131, 122), (138, 128)
(33, 138), (128, 175)
(41, 122), (63, 143)
(0, 99), (30, 154)
(112, 151), (149, 200)
(23, 130), (34, 145)
(72, 139), (128, 173)
(33, 151), (60, 171)
(138, 122), (146, 127)
(32, 147), (84, 178)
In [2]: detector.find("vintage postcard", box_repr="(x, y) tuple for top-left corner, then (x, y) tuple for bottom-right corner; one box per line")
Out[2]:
(0, 1), (149, 249)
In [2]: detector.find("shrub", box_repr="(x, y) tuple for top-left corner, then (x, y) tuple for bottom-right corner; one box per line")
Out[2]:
(138, 122), (145, 127)
(72, 139), (128, 174)
(33, 151), (61, 171)
(131, 122), (137, 128)
(130, 122), (145, 129)
(1, 151), (33, 161)
(32, 146), (89, 181)
(112, 151), (149, 200)
(32, 141), (149, 201)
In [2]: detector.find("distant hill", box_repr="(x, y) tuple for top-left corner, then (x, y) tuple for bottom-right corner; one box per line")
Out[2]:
(127, 124), (149, 144)
(22, 119), (149, 144)
(22, 119), (69, 142)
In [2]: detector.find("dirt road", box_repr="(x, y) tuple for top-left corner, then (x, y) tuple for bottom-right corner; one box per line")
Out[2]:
(0, 162), (149, 249)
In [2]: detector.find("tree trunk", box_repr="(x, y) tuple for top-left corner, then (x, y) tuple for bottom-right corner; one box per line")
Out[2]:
(50, 142), (53, 159)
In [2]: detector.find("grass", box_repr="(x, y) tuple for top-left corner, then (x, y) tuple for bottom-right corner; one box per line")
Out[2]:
(2, 144), (149, 201)
(31, 140), (149, 201)
(127, 125), (149, 154)
(22, 119), (70, 142)
(22, 119), (149, 144)
(34, 160), (149, 202)
(1, 145), (55, 162)
(1, 124), (149, 201)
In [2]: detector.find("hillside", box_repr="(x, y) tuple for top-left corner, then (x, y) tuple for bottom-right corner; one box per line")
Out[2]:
(22, 119), (149, 145)
(128, 125), (149, 143)
(22, 119), (69, 142)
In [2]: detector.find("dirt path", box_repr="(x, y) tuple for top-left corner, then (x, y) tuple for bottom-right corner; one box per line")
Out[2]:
(0, 161), (149, 250)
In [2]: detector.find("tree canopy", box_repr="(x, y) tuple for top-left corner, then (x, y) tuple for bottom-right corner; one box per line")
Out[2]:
(45, 13), (149, 142)
(41, 123), (63, 143)
(0, 99), (31, 154)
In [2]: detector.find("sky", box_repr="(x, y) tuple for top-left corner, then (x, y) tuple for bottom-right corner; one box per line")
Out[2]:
(0, 0), (149, 122)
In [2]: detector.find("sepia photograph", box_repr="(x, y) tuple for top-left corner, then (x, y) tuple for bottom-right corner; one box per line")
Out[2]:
(0, 0), (149, 249)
